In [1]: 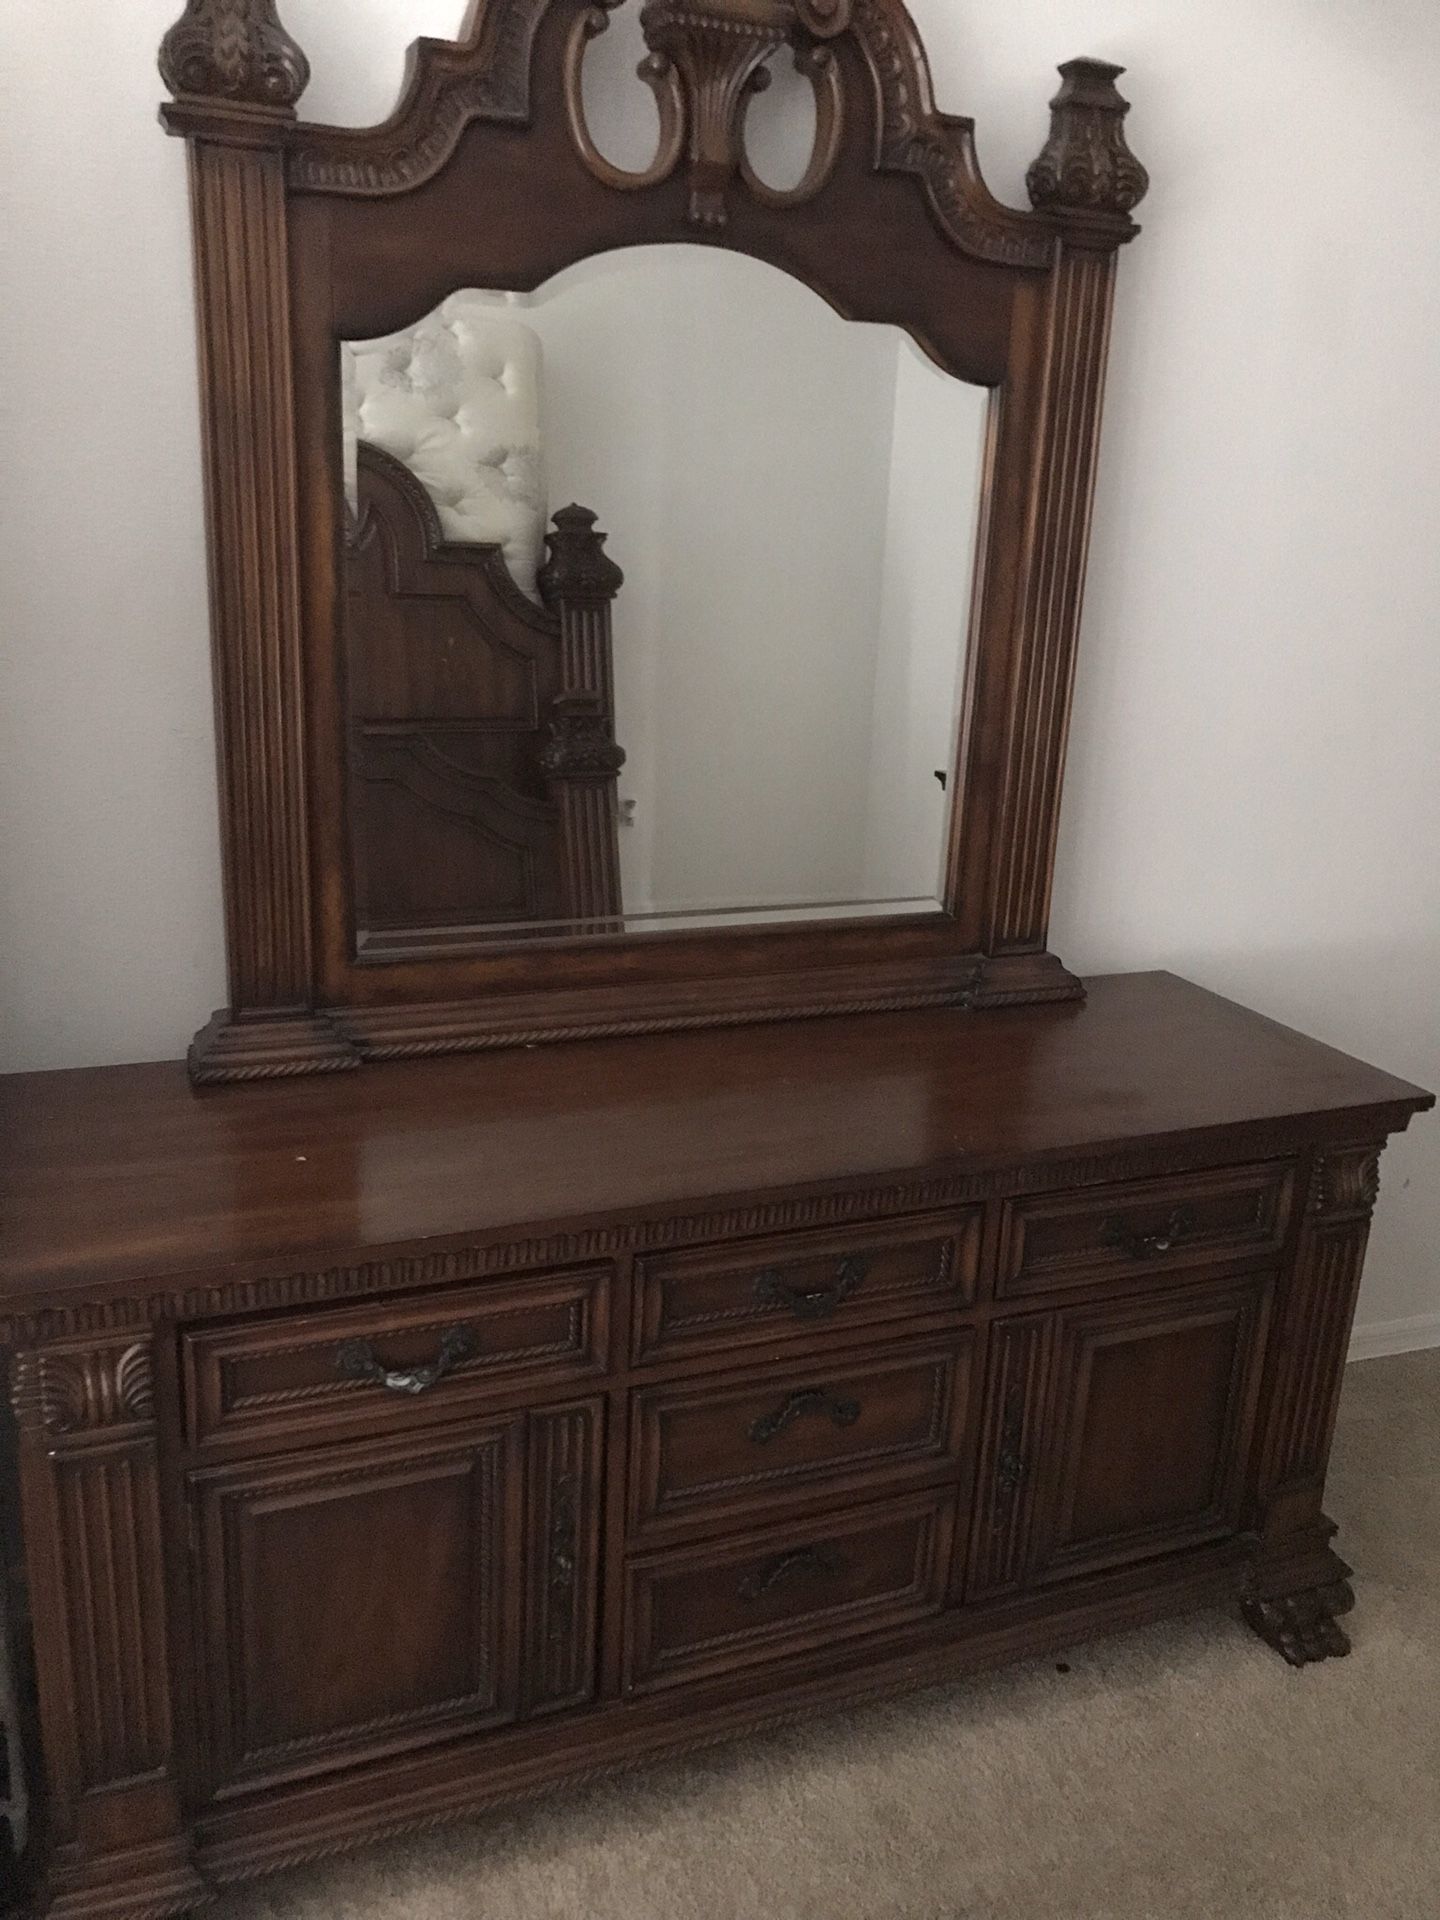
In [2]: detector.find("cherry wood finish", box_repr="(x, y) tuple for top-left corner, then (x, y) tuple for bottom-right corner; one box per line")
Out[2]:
(157, 0), (1150, 1080)
(179, 1265), (611, 1450)
(0, 975), (1431, 1917)
(622, 1489), (958, 1695)
(626, 1333), (975, 1535)
(0, 10), (1425, 1917)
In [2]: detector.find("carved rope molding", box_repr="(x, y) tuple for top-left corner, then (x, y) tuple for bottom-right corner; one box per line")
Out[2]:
(159, 0), (310, 111)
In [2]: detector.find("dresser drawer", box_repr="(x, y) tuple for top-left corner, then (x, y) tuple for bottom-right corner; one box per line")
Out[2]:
(182, 1266), (611, 1447)
(998, 1162), (1295, 1300)
(629, 1335), (974, 1535)
(623, 1490), (953, 1694)
(632, 1210), (980, 1365)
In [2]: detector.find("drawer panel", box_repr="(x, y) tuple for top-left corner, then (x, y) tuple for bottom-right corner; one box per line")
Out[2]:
(633, 1210), (980, 1365)
(630, 1336), (974, 1534)
(183, 1266), (611, 1447)
(999, 1162), (1295, 1300)
(624, 1490), (953, 1694)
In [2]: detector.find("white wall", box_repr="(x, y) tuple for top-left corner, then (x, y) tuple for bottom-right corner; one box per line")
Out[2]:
(1, 0), (1436, 1347)
(864, 341), (988, 901)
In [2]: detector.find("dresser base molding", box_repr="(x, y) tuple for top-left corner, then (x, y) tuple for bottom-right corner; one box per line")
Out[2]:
(5, 1527), (1353, 1916)
(190, 1531), (1255, 1895)
(35, 1833), (210, 1920)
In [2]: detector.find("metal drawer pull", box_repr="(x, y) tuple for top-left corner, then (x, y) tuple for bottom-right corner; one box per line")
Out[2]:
(335, 1324), (478, 1396)
(1101, 1206), (1196, 1261)
(752, 1255), (868, 1321)
(749, 1387), (861, 1445)
(737, 1542), (846, 1603)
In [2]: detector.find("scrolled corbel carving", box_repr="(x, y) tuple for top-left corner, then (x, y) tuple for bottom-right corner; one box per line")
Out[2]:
(159, 0), (310, 112)
(1309, 1144), (1382, 1222)
(563, 3), (687, 194)
(1026, 58), (1148, 243)
(10, 1342), (156, 1441)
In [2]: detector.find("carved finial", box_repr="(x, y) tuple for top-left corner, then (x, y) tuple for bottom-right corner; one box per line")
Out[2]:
(1026, 58), (1148, 240)
(159, 0), (310, 112)
(538, 506), (625, 607)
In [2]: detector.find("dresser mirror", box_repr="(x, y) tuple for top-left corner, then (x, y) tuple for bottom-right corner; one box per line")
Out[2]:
(340, 248), (987, 948)
(160, 0), (1148, 1079)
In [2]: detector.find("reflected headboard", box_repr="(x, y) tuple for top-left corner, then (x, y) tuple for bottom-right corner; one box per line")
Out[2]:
(345, 442), (627, 954)
(342, 291), (547, 597)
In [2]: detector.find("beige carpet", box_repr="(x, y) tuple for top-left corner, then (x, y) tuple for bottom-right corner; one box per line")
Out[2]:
(217, 1350), (1440, 1920)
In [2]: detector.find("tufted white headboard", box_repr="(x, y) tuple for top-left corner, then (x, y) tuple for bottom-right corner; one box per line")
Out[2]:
(342, 290), (547, 594)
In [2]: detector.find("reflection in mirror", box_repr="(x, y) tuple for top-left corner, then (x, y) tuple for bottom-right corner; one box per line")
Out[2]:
(338, 247), (988, 954)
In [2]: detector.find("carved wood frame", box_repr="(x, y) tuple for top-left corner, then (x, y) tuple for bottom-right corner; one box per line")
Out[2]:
(158, 0), (1148, 1081)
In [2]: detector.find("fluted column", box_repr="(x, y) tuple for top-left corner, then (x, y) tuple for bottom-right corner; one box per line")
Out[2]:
(962, 62), (1148, 1003)
(161, 2), (358, 1082)
(1242, 1142), (1383, 1663)
(11, 1340), (205, 1917)
(538, 507), (628, 923)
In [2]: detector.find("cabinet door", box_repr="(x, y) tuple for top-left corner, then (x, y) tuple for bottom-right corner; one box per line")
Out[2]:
(967, 1276), (1272, 1601)
(1028, 1277), (1272, 1585)
(189, 1402), (600, 1795)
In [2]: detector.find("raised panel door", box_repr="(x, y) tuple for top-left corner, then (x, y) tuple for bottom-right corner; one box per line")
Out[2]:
(1027, 1276), (1273, 1584)
(188, 1401), (602, 1796)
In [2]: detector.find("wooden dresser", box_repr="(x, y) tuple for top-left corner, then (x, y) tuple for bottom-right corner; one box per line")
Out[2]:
(8, 3), (1431, 1913)
(1, 974), (1430, 1918)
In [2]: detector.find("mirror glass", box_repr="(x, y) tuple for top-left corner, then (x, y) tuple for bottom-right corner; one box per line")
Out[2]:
(338, 246), (987, 953)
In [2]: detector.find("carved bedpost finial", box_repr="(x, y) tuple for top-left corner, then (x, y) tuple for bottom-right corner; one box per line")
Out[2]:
(538, 505), (625, 607)
(159, 0), (310, 112)
(1026, 58), (1148, 242)
(540, 691), (628, 780)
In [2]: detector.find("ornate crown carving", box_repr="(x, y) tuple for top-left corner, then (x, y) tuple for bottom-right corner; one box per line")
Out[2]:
(565, 0), (852, 229)
(159, 0), (310, 111)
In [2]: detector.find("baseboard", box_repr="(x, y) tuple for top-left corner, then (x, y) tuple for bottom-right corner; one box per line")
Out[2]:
(1348, 1311), (1440, 1363)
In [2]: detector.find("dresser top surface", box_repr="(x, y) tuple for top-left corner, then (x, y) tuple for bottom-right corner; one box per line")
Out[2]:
(0, 972), (1429, 1303)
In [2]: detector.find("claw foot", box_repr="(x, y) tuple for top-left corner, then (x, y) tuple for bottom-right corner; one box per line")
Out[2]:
(1241, 1577), (1355, 1666)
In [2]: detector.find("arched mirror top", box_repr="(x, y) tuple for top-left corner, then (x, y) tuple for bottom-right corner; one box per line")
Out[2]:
(161, 2), (1146, 365)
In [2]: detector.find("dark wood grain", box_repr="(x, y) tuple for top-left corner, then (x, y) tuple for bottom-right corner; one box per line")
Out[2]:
(344, 452), (627, 957)
(0, 975), (1426, 1313)
(3, 963), (1429, 1915)
(162, 0), (1150, 1076)
(3, 4), (1428, 1911)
